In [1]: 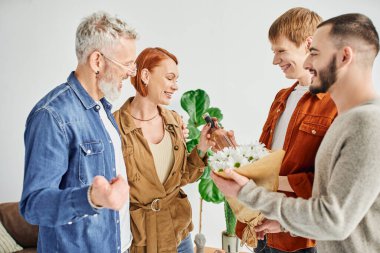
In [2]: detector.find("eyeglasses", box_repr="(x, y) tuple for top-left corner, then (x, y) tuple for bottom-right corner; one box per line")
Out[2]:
(100, 52), (137, 77)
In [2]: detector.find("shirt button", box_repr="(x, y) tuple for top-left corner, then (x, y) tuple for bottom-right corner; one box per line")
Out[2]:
(113, 168), (116, 172)
(174, 145), (179, 150)
(117, 246), (120, 250)
(83, 214), (88, 218)
(68, 221), (73, 225)
(109, 140), (112, 143)
(312, 130), (317, 135)
(116, 219), (120, 224)
(276, 109), (281, 113)
(95, 105), (100, 111)
(87, 150), (91, 154)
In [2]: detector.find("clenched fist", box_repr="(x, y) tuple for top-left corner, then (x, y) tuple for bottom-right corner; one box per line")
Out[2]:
(90, 175), (130, 210)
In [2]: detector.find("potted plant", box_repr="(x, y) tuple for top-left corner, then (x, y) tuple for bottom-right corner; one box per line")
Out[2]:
(180, 89), (239, 253)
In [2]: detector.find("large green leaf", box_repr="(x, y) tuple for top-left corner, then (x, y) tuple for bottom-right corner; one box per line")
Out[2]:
(186, 139), (199, 153)
(181, 90), (196, 118)
(224, 201), (237, 236)
(187, 124), (200, 140)
(205, 107), (223, 122)
(198, 177), (225, 203)
(200, 166), (211, 180)
(181, 89), (210, 126)
(180, 88), (236, 232)
(195, 107), (223, 129)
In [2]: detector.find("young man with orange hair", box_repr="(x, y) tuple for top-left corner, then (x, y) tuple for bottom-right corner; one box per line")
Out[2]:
(235, 7), (337, 253)
(213, 12), (380, 253)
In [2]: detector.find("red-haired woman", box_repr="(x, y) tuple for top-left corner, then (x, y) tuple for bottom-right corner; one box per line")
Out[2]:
(113, 47), (212, 253)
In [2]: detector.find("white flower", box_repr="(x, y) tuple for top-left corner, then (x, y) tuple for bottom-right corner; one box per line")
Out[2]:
(208, 141), (269, 172)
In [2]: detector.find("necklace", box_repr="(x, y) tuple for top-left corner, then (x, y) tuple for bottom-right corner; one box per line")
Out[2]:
(130, 112), (159, 121)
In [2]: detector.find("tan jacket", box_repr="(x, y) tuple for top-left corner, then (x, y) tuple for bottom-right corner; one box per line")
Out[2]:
(113, 97), (208, 253)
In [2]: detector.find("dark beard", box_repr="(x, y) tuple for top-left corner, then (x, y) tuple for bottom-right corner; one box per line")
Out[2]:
(310, 55), (337, 95)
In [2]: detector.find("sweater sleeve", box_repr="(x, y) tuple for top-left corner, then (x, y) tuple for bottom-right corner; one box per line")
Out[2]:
(237, 111), (380, 240)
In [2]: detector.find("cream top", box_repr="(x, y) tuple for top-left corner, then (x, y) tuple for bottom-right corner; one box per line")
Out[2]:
(148, 130), (175, 183)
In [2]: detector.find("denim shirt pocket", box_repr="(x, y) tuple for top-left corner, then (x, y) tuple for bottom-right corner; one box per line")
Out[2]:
(79, 140), (105, 185)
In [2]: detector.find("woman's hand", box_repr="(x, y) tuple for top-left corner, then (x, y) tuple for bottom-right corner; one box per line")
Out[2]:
(178, 115), (190, 140)
(181, 121), (190, 140)
(197, 123), (215, 153)
(227, 130), (238, 147)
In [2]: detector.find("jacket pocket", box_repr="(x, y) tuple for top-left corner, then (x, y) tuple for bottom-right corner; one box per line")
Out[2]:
(130, 208), (146, 246)
(295, 119), (330, 167)
(79, 140), (105, 185)
(169, 190), (192, 240)
(299, 121), (328, 137)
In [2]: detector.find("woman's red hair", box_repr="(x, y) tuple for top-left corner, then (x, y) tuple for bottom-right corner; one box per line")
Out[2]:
(131, 47), (178, 97)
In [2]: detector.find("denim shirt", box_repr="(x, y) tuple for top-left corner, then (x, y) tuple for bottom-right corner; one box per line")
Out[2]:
(20, 72), (129, 253)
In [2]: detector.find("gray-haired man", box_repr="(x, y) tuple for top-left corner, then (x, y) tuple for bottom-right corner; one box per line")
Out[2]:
(20, 11), (137, 252)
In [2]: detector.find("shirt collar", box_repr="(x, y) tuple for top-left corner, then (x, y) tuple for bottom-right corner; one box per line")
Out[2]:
(100, 97), (113, 111)
(316, 93), (326, 100)
(66, 71), (98, 110)
(278, 81), (326, 102)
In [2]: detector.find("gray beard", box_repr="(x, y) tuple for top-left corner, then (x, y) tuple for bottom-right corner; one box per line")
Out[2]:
(98, 80), (120, 101)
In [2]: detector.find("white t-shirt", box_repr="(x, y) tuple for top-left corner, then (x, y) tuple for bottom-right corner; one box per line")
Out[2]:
(97, 101), (132, 252)
(271, 85), (309, 151)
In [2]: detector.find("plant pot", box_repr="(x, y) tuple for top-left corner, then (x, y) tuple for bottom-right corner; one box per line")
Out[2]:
(221, 231), (239, 253)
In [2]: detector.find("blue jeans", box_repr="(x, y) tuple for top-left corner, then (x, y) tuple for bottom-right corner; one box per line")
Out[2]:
(178, 235), (194, 253)
(254, 238), (316, 253)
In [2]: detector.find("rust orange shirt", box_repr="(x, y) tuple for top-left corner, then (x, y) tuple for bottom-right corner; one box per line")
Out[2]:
(236, 82), (337, 252)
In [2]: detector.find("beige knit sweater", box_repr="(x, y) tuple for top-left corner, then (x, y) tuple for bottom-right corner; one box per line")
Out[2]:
(238, 99), (380, 253)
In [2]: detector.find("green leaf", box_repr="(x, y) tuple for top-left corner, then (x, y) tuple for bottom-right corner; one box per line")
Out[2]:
(200, 166), (211, 179)
(188, 124), (201, 140)
(180, 89), (210, 126)
(186, 139), (199, 153)
(180, 88), (235, 233)
(205, 107), (223, 122)
(181, 90), (196, 118)
(198, 177), (225, 203)
(188, 118), (196, 127)
(224, 201), (237, 236)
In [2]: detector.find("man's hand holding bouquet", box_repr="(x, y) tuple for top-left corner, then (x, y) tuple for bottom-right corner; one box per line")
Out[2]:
(206, 116), (285, 248)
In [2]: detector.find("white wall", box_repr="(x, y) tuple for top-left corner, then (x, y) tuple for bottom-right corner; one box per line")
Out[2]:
(1, 0), (380, 250)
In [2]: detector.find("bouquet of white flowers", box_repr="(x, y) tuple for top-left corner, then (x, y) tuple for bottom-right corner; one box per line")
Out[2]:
(209, 142), (269, 172)
(209, 142), (285, 248)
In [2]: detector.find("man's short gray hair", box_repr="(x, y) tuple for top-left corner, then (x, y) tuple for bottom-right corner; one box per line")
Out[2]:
(75, 11), (138, 63)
